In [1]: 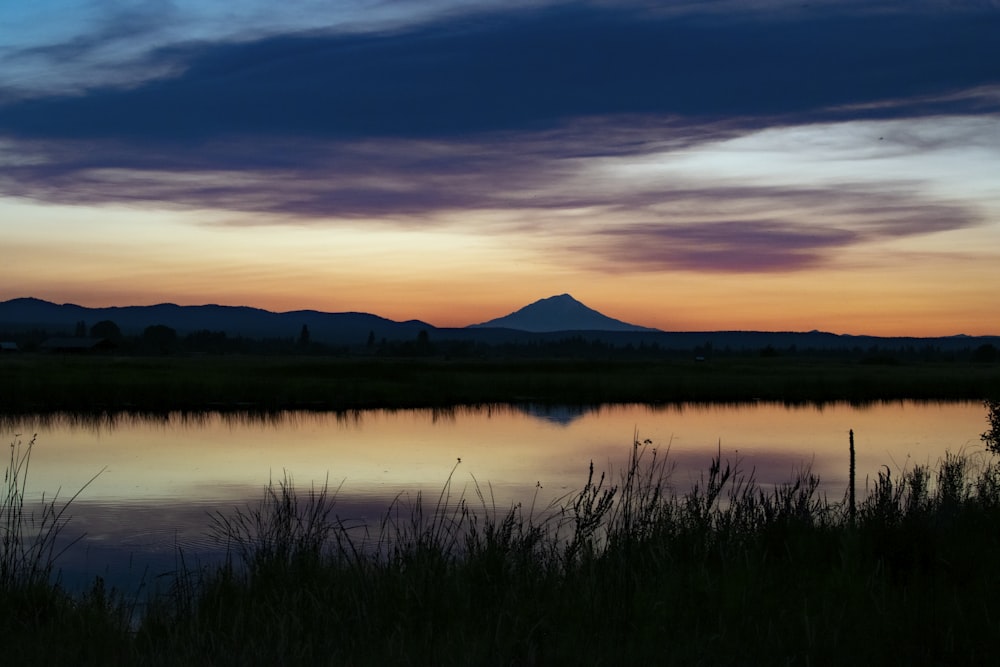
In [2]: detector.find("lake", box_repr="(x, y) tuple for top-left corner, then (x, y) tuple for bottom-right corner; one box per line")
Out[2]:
(2, 400), (990, 592)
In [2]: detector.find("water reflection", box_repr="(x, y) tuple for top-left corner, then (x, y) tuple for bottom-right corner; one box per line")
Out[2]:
(514, 403), (597, 426)
(1, 401), (988, 591)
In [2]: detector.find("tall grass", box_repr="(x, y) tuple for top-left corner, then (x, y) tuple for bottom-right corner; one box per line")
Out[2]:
(1, 434), (102, 589)
(6, 429), (1000, 664)
(1, 436), (131, 665)
(133, 435), (1000, 665)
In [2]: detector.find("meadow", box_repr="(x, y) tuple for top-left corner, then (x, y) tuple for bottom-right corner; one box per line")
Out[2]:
(2, 353), (999, 413)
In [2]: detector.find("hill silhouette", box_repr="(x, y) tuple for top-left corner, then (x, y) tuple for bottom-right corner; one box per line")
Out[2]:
(1, 296), (997, 354)
(0, 297), (432, 346)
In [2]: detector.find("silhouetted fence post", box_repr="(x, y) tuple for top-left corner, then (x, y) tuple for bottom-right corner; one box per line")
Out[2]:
(849, 429), (856, 524)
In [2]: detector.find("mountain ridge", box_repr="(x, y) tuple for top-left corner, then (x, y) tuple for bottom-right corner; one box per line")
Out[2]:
(0, 297), (433, 344)
(1, 296), (997, 351)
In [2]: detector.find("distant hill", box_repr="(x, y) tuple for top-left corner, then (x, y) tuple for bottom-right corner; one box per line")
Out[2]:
(1, 296), (997, 354)
(0, 297), (432, 345)
(468, 294), (659, 333)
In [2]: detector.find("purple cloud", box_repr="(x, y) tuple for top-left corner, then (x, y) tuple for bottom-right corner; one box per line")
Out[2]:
(0, 2), (992, 277)
(576, 189), (980, 273)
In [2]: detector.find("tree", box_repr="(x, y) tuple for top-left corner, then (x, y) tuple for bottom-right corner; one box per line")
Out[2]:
(143, 324), (177, 353)
(90, 320), (122, 341)
(74, 320), (87, 337)
(983, 399), (1000, 454)
(415, 329), (432, 355)
(973, 344), (998, 363)
(298, 324), (311, 348)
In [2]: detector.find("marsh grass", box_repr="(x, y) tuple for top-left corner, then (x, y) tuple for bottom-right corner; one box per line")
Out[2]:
(131, 436), (1000, 665)
(1, 434), (103, 589)
(208, 472), (342, 571)
(0, 436), (132, 664)
(6, 430), (1000, 664)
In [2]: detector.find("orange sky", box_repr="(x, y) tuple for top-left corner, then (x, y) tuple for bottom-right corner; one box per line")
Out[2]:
(3, 215), (996, 336)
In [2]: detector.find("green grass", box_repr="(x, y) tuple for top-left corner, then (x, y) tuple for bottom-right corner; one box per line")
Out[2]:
(2, 354), (998, 414)
(5, 421), (1000, 664)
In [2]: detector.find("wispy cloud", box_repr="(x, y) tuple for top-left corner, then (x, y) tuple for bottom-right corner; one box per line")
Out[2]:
(587, 219), (859, 273)
(0, 2), (996, 276)
(0, 117), (736, 218)
(574, 188), (981, 273)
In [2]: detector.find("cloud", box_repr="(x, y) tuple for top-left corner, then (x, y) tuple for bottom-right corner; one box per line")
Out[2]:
(0, 116), (739, 218)
(0, 1), (191, 97)
(1, 4), (998, 141)
(0, 1), (995, 279)
(0, 119), (987, 281)
(575, 189), (981, 273)
(594, 219), (860, 273)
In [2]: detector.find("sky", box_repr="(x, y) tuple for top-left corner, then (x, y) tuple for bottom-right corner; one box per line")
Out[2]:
(1, 0), (998, 336)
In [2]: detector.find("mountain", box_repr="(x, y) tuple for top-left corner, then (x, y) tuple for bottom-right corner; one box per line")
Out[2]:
(3, 296), (997, 353)
(0, 297), (433, 345)
(468, 294), (659, 333)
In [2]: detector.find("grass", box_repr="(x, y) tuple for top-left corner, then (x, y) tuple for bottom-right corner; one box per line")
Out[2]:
(2, 434), (102, 589)
(5, 419), (1000, 664)
(1, 436), (129, 664)
(1, 354), (999, 413)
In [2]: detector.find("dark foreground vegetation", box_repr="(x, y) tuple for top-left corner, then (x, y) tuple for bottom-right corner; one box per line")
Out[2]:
(4, 404), (1000, 665)
(2, 353), (999, 413)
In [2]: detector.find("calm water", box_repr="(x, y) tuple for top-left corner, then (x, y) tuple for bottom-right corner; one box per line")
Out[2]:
(2, 401), (989, 591)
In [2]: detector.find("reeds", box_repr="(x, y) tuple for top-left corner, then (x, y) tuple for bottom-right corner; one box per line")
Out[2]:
(1, 434), (102, 590)
(1, 436), (132, 665)
(5, 431), (1000, 664)
(208, 472), (342, 571)
(135, 435), (1000, 663)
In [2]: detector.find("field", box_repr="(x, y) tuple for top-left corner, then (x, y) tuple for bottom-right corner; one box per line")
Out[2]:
(1, 353), (999, 413)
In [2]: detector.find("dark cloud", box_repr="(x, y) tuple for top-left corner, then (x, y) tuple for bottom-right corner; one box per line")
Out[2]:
(0, 117), (740, 217)
(0, 2), (994, 277)
(0, 122), (985, 280)
(578, 193), (980, 273)
(1, 4), (997, 143)
(584, 220), (860, 273)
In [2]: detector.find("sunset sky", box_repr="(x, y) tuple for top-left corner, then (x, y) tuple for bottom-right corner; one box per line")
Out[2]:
(1, 0), (998, 335)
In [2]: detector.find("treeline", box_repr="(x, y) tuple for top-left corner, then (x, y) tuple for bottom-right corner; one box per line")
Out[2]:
(0, 320), (346, 356)
(2, 319), (998, 363)
(381, 335), (996, 363)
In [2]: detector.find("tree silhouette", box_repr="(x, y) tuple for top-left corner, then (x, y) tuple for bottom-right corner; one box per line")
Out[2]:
(298, 324), (311, 348)
(983, 399), (1000, 455)
(973, 344), (998, 363)
(143, 324), (177, 353)
(90, 320), (122, 341)
(415, 329), (432, 355)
